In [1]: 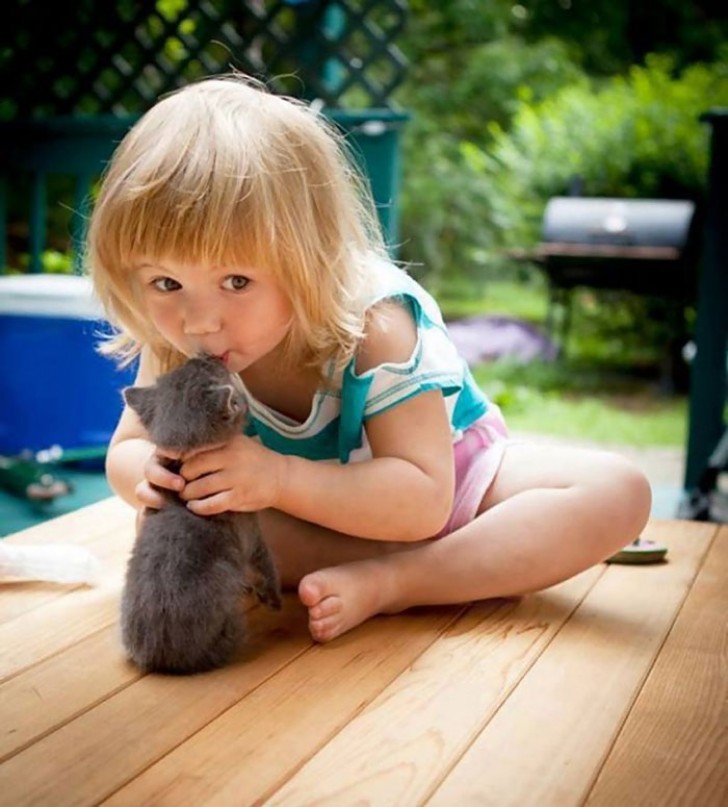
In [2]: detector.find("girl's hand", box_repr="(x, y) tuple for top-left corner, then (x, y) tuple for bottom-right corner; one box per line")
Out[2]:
(134, 450), (186, 510)
(176, 434), (286, 516)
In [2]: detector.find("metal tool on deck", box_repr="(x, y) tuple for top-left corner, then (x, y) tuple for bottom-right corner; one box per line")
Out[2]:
(0, 445), (107, 502)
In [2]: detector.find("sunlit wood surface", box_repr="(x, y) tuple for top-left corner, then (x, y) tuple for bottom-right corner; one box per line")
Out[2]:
(0, 498), (725, 806)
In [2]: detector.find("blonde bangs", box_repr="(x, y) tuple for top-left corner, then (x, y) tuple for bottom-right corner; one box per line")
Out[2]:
(101, 175), (268, 279)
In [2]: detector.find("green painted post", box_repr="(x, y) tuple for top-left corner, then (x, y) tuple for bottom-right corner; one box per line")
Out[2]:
(684, 109), (728, 491)
(29, 172), (47, 273)
(72, 172), (93, 274)
(0, 176), (6, 272)
(326, 109), (409, 251)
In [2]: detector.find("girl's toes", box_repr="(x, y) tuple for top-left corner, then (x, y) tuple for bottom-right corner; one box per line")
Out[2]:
(309, 595), (342, 621)
(298, 572), (330, 608)
(309, 614), (343, 643)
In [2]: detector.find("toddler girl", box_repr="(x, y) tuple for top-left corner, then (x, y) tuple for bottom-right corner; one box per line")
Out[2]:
(88, 76), (651, 642)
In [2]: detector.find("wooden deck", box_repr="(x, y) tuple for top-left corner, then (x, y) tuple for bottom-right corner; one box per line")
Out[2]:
(0, 498), (726, 806)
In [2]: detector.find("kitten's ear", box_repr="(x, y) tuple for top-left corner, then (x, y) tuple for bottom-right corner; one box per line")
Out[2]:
(123, 386), (156, 420)
(212, 384), (242, 418)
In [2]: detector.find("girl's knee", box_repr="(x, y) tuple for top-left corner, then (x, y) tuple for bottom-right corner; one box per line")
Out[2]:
(485, 443), (652, 531)
(588, 451), (652, 536)
(620, 459), (652, 532)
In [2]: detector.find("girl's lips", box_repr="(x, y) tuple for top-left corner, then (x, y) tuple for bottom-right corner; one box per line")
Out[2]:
(214, 351), (230, 366)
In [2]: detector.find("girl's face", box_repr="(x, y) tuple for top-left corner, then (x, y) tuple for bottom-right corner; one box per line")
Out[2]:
(135, 258), (294, 375)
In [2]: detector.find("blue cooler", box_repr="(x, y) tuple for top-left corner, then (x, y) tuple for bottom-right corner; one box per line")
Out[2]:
(0, 274), (136, 456)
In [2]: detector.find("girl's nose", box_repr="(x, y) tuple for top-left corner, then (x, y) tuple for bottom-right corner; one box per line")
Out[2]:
(182, 299), (222, 335)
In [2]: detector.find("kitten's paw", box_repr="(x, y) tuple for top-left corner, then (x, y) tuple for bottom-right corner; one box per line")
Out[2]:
(256, 584), (282, 610)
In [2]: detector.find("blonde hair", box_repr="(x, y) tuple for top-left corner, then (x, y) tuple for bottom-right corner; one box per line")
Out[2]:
(87, 74), (388, 373)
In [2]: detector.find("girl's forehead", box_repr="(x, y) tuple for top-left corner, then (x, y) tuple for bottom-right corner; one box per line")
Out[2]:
(134, 257), (263, 276)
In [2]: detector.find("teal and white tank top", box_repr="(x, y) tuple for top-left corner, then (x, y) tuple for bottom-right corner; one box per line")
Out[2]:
(239, 258), (490, 464)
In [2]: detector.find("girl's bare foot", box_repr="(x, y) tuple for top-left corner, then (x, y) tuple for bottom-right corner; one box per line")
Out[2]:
(298, 558), (401, 642)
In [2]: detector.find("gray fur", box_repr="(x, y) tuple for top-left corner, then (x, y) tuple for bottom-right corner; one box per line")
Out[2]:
(120, 355), (281, 675)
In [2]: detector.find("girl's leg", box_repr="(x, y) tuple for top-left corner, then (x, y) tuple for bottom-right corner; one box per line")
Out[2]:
(258, 508), (416, 586)
(294, 443), (652, 641)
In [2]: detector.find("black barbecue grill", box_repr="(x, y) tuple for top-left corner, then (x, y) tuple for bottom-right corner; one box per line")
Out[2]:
(512, 196), (699, 352)
(540, 196), (697, 293)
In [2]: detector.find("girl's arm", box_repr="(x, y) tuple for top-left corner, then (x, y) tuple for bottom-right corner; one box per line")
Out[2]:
(277, 387), (455, 540)
(105, 348), (183, 510)
(182, 303), (457, 541)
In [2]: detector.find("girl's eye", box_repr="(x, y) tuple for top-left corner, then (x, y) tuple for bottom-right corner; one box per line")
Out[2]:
(151, 276), (181, 292)
(223, 275), (250, 291)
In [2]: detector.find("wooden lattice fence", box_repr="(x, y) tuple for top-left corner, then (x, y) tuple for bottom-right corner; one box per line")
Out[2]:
(1, 0), (408, 118)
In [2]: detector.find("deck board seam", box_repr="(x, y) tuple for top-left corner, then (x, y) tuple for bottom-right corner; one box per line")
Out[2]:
(0, 594), (123, 686)
(0, 643), (143, 765)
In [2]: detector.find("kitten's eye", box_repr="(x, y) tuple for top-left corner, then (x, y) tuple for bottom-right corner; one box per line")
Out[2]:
(222, 275), (249, 291)
(151, 276), (181, 292)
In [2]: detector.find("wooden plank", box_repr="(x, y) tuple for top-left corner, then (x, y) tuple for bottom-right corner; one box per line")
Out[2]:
(0, 500), (135, 680)
(0, 546), (130, 682)
(0, 526), (133, 627)
(102, 606), (465, 806)
(0, 596), (313, 807)
(587, 526), (728, 807)
(0, 625), (140, 762)
(427, 520), (717, 807)
(267, 566), (605, 806)
(2, 497), (131, 548)
(0, 498), (135, 625)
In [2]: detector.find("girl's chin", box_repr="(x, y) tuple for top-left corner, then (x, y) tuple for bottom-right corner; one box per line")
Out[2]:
(223, 353), (249, 374)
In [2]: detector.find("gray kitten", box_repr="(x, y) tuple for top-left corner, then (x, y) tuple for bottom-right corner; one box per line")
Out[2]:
(120, 355), (281, 674)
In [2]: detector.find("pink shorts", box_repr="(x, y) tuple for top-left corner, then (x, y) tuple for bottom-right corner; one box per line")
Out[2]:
(436, 405), (509, 538)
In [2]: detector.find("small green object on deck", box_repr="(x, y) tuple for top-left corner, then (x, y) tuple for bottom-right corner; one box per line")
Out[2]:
(0, 454), (72, 502)
(606, 538), (668, 565)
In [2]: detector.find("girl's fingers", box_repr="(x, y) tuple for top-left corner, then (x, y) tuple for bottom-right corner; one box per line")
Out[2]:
(179, 437), (249, 480)
(145, 455), (184, 492)
(155, 443), (224, 468)
(186, 491), (232, 516)
(179, 450), (226, 482)
(180, 473), (225, 502)
(155, 447), (182, 461)
(135, 480), (168, 510)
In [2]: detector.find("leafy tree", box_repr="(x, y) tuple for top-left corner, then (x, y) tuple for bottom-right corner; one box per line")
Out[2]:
(523, 0), (727, 74)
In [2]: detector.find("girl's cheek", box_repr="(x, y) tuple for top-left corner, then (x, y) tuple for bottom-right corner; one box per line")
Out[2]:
(147, 300), (177, 330)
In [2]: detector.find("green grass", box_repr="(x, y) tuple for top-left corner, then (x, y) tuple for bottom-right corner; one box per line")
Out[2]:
(436, 273), (549, 323)
(433, 277), (688, 448)
(472, 361), (687, 447)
